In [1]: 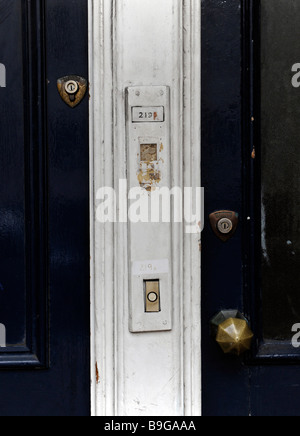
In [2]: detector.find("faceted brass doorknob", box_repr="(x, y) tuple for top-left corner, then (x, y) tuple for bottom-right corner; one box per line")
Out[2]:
(211, 310), (254, 356)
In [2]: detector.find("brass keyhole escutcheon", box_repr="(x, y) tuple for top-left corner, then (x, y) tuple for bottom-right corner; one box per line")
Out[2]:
(209, 210), (239, 242)
(57, 76), (87, 108)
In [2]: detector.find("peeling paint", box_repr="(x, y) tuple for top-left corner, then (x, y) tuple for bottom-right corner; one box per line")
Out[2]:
(140, 144), (157, 162)
(137, 163), (161, 191)
(261, 199), (270, 264)
(138, 142), (163, 191)
(96, 362), (100, 384)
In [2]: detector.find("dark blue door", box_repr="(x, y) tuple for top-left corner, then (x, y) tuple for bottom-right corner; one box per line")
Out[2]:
(0, 0), (90, 415)
(202, 0), (300, 416)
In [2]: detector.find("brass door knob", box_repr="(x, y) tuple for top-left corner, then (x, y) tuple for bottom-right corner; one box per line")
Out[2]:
(211, 310), (254, 356)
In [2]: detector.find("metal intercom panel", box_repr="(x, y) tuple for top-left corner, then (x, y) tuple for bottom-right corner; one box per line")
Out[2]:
(126, 86), (172, 333)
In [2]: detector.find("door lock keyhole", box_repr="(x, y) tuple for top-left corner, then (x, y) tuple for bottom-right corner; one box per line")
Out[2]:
(57, 75), (88, 108)
(65, 80), (79, 102)
(217, 218), (233, 235)
(209, 210), (239, 242)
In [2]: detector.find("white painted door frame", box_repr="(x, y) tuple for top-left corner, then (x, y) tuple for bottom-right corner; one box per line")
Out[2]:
(89, 0), (201, 416)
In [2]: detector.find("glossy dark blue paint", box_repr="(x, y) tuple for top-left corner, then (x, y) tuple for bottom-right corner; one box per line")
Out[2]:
(202, 0), (300, 416)
(0, 0), (89, 416)
(0, 0), (28, 354)
(202, 0), (250, 416)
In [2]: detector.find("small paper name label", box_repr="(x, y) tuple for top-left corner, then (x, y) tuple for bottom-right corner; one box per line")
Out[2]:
(132, 259), (169, 276)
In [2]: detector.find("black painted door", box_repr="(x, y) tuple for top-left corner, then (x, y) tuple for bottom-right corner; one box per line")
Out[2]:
(0, 0), (90, 416)
(202, 0), (300, 416)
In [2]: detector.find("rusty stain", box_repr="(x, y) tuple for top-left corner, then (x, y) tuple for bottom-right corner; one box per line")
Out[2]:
(251, 146), (256, 159)
(96, 363), (100, 384)
(140, 144), (157, 162)
(159, 143), (164, 153)
(137, 164), (161, 191)
(154, 112), (158, 121)
(138, 143), (161, 190)
(57, 75), (88, 108)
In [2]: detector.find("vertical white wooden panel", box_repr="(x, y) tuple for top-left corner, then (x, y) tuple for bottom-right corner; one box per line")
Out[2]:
(89, 0), (201, 417)
(183, 0), (202, 415)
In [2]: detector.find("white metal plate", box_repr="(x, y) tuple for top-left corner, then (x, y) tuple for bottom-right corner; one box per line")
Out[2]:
(127, 86), (172, 333)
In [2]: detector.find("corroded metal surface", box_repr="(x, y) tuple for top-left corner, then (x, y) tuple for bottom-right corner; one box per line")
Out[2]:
(57, 75), (87, 108)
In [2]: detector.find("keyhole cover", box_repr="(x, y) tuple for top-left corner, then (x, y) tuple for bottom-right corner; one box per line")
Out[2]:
(57, 75), (87, 108)
(209, 210), (239, 242)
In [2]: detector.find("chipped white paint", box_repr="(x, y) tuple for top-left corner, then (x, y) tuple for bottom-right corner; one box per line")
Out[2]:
(89, 0), (201, 416)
